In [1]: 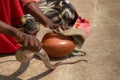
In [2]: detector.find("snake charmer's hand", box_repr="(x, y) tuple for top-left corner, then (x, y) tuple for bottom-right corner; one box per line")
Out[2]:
(45, 20), (70, 31)
(15, 31), (42, 51)
(45, 21), (60, 29)
(60, 25), (70, 30)
(0, 21), (42, 51)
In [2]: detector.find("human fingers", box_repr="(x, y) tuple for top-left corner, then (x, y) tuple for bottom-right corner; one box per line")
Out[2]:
(36, 42), (43, 51)
(28, 36), (35, 50)
(31, 36), (42, 51)
(23, 35), (29, 48)
(61, 25), (69, 30)
(46, 24), (60, 29)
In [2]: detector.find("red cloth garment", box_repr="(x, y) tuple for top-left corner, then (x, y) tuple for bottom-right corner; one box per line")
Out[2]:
(0, 0), (24, 53)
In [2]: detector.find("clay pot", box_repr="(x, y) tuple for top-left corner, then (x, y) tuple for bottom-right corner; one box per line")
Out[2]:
(42, 33), (75, 57)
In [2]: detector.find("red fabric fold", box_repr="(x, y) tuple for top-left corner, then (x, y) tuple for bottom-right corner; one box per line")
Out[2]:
(0, 0), (24, 54)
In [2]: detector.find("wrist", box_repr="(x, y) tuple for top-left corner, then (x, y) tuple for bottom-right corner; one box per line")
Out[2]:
(11, 28), (24, 41)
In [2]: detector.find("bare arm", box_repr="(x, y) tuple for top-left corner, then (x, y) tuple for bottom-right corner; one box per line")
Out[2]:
(23, 2), (51, 25)
(0, 21), (20, 37)
(22, 2), (60, 29)
(0, 21), (42, 51)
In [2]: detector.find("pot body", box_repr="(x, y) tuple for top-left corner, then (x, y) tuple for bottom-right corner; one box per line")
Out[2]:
(42, 33), (75, 57)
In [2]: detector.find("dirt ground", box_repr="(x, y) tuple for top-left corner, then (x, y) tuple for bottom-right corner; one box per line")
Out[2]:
(0, 0), (120, 80)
